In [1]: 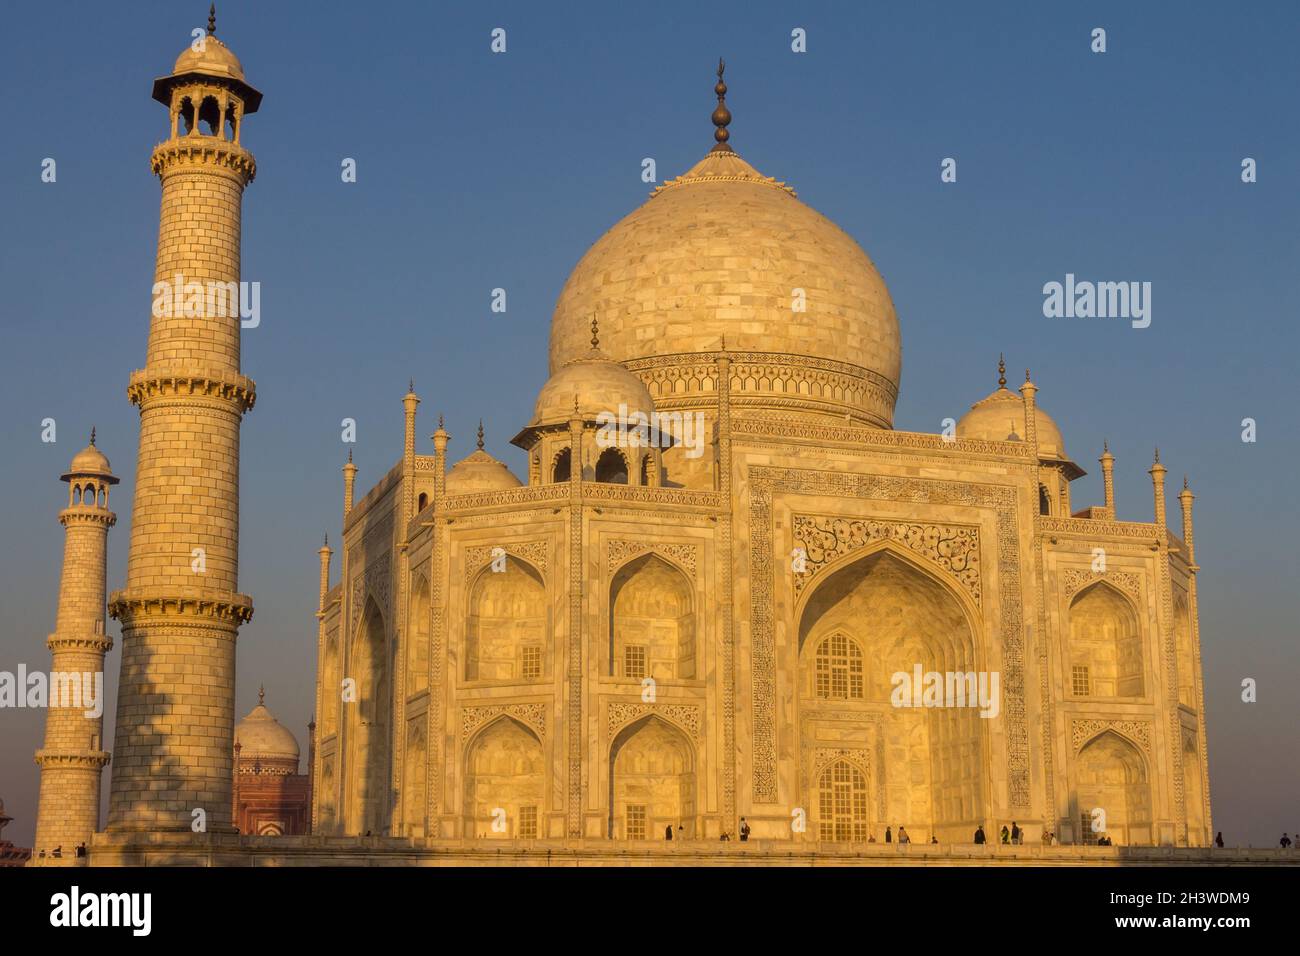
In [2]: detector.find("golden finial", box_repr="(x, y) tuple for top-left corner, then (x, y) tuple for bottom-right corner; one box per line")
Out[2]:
(711, 58), (733, 153)
(477, 420), (485, 451)
(591, 316), (600, 349)
(258, 683), (264, 706)
(208, 4), (216, 36)
(997, 354), (1006, 388)
(89, 426), (97, 446)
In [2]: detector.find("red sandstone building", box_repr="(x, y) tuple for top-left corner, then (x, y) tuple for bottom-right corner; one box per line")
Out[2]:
(232, 688), (313, 836)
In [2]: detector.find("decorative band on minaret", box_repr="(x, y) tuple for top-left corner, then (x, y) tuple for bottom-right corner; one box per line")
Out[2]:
(107, 15), (261, 833)
(32, 432), (117, 862)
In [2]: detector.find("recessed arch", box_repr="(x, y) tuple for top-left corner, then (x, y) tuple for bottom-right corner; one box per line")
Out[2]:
(345, 596), (390, 835)
(608, 714), (696, 839)
(463, 714), (545, 839)
(796, 547), (989, 841)
(466, 556), (547, 683)
(407, 575), (430, 695)
(1073, 730), (1152, 845)
(1068, 581), (1144, 699)
(609, 552), (695, 679)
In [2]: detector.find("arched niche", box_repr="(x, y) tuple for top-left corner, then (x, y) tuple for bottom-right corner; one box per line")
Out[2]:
(407, 576), (430, 696)
(1068, 582), (1144, 699)
(463, 716), (545, 839)
(609, 553), (695, 680)
(1073, 730), (1152, 845)
(466, 558), (548, 683)
(608, 715), (695, 839)
(345, 597), (390, 835)
(797, 547), (987, 842)
(403, 720), (427, 837)
(1174, 592), (1195, 709)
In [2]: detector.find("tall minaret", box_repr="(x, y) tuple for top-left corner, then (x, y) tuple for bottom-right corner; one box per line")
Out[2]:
(32, 431), (117, 861)
(107, 9), (261, 833)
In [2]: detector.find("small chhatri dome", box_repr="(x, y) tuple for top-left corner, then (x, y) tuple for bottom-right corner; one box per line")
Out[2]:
(234, 687), (300, 775)
(956, 357), (1067, 457)
(63, 429), (119, 484)
(445, 425), (523, 494)
(548, 61), (899, 426)
(153, 5), (262, 113)
(532, 319), (656, 426)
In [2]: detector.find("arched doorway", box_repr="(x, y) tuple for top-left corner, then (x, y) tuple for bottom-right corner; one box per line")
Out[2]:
(1073, 731), (1152, 845)
(609, 716), (695, 839)
(797, 548), (986, 842)
(463, 717), (545, 839)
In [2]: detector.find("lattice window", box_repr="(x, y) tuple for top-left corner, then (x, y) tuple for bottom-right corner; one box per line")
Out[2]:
(624, 645), (647, 680)
(817, 760), (868, 841)
(1072, 664), (1091, 697)
(815, 633), (864, 700)
(1082, 812), (1102, 841)
(521, 645), (542, 681)
(518, 805), (538, 839)
(626, 804), (647, 841)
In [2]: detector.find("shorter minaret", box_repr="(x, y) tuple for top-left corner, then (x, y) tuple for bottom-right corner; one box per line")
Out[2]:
(342, 449), (357, 517)
(1100, 441), (1116, 518)
(33, 430), (117, 862)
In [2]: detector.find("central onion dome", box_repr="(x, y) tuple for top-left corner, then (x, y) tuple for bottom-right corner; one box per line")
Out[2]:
(234, 687), (300, 775)
(548, 61), (900, 426)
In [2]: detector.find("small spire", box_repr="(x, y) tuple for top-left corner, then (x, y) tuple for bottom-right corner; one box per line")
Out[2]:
(590, 316), (600, 349)
(347, 448), (353, 463)
(438, 414), (445, 430)
(997, 354), (1006, 388)
(207, 3), (216, 36)
(322, 533), (329, 548)
(1025, 368), (1032, 383)
(1103, 439), (1109, 453)
(89, 426), (97, 446)
(1154, 446), (1161, 464)
(477, 420), (485, 450)
(1183, 474), (1189, 490)
(258, 683), (265, 706)
(710, 58), (733, 153)
(408, 379), (415, 395)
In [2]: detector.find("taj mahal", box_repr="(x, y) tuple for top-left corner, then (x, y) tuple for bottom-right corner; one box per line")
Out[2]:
(29, 12), (1221, 865)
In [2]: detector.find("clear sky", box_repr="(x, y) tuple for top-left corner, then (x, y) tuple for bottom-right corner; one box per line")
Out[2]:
(1, 0), (1296, 849)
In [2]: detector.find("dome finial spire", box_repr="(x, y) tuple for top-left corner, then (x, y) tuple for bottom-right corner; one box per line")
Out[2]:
(89, 426), (97, 446)
(208, 3), (216, 36)
(477, 419), (485, 450)
(710, 58), (733, 153)
(258, 683), (264, 706)
(997, 354), (1006, 388)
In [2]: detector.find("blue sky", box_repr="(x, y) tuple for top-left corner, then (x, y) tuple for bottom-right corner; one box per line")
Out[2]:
(0, 0), (1296, 847)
